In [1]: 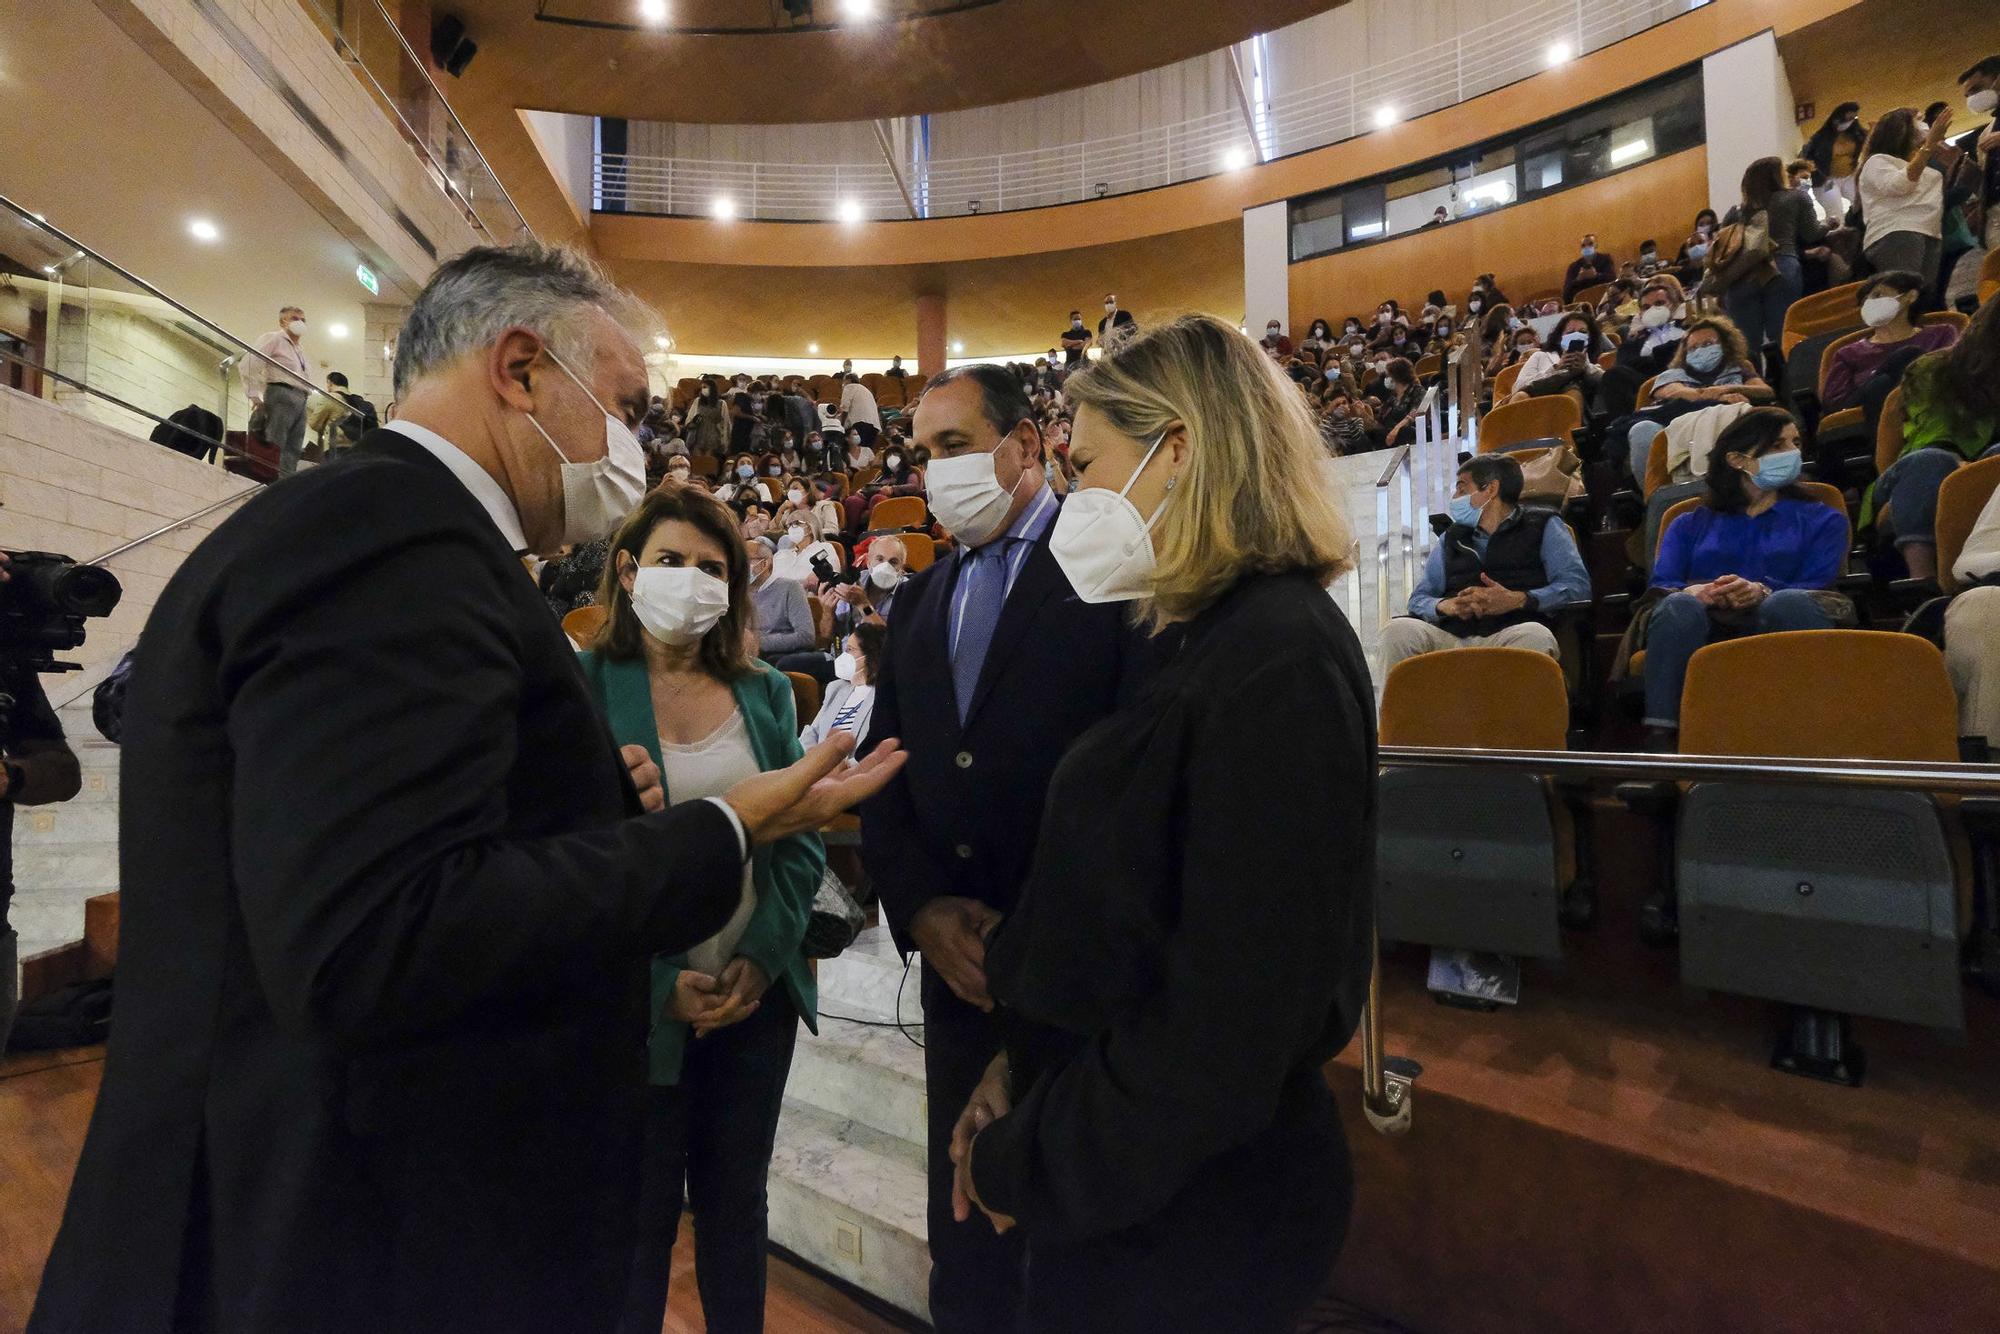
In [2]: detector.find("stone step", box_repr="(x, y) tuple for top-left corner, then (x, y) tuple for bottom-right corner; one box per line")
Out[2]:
(10, 841), (119, 893)
(789, 1014), (929, 1150)
(11, 802), (118, 843)
(817, 926), (922, 1024)
(768, 1098), (931, 1324)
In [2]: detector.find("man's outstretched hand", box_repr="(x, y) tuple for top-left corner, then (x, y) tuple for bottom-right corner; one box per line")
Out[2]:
(724, 733), (907, 845)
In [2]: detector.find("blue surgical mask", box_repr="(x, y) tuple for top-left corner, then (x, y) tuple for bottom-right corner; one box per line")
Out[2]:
(1750, 448), (1802, 490)
(1580, 245), (1596, 259)
(1688, 242), (1710, 262)
(1449, 494), (1484, 527)
(1686, 343), (1725, 374)
(736, 464), (755, 479)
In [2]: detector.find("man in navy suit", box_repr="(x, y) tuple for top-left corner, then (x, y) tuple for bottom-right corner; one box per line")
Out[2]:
(862, 365), (1146, 1334)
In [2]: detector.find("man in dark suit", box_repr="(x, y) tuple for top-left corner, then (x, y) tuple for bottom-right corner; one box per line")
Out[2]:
(861, 365), (1145, 1334)
(31, 243), (902, 1334)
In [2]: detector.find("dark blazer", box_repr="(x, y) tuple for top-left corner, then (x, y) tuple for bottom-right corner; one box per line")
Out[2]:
(970, 572), (1376, 1251)
(860, 505), (1146, 948)
(31, 430), (746, 1334)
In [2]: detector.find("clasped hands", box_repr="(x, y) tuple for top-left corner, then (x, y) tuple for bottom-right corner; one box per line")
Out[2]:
(1439, 575), (1529, 619)
(665, 957), (771, 1038)
(949, 1053), (1017, 1235)
(1685, 574), (1769, 611)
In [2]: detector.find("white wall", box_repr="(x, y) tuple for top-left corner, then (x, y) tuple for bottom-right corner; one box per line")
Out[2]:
(48, 300), (249, 445)
(521, 109), (598, 225)
(1702, 31), (1800, 214)
(1242, 201), (1291, 335)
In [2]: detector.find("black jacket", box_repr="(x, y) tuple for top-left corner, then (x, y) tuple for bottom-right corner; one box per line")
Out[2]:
(970, 572), (1376, 1243)
(31, 430), (745, 1334)
(1440, 508), (1557, 636)
(860, 506), (1146, 944)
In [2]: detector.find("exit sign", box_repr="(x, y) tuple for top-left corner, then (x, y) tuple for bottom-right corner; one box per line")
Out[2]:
(355, 262), (380, 296)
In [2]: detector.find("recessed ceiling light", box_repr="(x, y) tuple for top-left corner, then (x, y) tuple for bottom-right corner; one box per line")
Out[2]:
(951, 340), (965, 354)
(1222, 146), (1250, 171)
(836, 199), (863, 224)
(808, 342), (821, 354)
(711, 195), (736, 220)
(1373, 105), (1399, 129)
(1546, 41), (1572, 66)
(638, 0), (668, 23)
(655, 334), (670, 349)
(188, 218), (220, 242)
(842, 0), (877, 19)
(328, 322), (350, 339)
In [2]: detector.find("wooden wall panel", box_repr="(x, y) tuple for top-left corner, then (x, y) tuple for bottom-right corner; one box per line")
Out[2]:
(1285, 147), (1710, 326)
(1779, 0), (2000, 138)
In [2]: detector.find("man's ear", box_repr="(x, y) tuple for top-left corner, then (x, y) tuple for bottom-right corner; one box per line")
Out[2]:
(489, 327), (545, 413)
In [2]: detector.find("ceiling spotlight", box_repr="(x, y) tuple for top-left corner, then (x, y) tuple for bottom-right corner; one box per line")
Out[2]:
(807, 342), (821, 354)
(638, 0), (668, 23)
(654, 334), (670, 349)
(951, 340), (965, 354)
(842, 0), (878, 19)
(711, 195), (737, 220)
(328, 322), (350, 339)
(188, 218), (220, 242)
(1546, 40), (1572, 67)
(1373, 105), (1399, 129)
(1222, 146), (1250, 172)
(836, 198), (863, 224)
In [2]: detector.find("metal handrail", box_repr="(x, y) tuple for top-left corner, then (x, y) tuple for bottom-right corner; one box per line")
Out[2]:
(304, 0), (533, 244)
(1379, 746), (2000, 795)
(596, 0), (1696, 219)
(0, 345), (259, 469)
(0, 194), (346, 409)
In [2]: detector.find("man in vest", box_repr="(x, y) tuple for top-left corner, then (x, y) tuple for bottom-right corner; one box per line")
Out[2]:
(1380, 453), (1592, 677)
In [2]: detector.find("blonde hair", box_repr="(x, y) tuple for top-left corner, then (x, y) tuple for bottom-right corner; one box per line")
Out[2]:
(1064, 313), (1355, 629)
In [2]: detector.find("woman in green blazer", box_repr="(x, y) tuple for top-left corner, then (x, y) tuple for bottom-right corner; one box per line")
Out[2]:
(578, 484), (824, 1334)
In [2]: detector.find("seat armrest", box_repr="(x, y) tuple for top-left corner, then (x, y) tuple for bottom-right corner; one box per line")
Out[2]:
(1890, 575), (1942, 601)
(1615, 780), (1678, 816)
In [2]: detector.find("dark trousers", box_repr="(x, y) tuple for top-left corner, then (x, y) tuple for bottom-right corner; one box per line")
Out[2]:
(1021, 1073), (1352, 1334)
(922, 965), (1026, 1334)
(618, 989), (799, 1334)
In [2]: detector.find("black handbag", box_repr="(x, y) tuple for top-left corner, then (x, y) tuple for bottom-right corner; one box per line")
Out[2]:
(801, 866), (867, 959)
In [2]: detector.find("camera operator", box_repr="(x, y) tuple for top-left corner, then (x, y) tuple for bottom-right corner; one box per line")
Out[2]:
(0, 552), (85, 1052)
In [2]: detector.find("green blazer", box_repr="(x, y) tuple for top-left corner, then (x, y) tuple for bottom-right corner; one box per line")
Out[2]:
(577, 651), (823, 1084)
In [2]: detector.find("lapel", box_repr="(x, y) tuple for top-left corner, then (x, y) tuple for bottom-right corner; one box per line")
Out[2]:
(962, 529), (1067, 729)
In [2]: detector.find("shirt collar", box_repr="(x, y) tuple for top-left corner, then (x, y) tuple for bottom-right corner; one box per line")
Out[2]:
(999, 481), (1058, 545)
(382, 420), (530, 554)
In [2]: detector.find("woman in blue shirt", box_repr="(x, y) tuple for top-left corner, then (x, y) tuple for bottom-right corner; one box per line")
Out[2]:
(1643, 408), (1850, 744)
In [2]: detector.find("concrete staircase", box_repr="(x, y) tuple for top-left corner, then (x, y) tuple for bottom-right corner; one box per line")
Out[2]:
(773, 926), (934, 1323)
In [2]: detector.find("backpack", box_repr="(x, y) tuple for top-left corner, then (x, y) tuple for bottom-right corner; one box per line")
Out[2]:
(1705, 210), (1776, 292)
(337, 393), (379, 445)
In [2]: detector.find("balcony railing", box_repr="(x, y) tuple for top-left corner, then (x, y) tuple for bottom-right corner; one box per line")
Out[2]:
(594, 0), (1699, 221)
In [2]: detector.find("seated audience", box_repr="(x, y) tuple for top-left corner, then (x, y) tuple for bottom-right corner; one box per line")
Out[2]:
(843, 444), (925, 534)
(1320, 390), (1379, 455)
(799, 621), (886, 748)
(1944, 477), (2000, 752)
(1673, 209), (1718, 279)
(1612, 316), (1774, 483)
(1639, 409), (1849, 745)
(1821, 270), (1958, 413)
(747, 537), (817, 660)
(1373, 358), (1428, 447)
(1868, 293), (2000, 579)
(1260, 320), (1294, 358)
(1507, 311), (1606, 407)
(574, 487), (824, 1334)
(1367, 302), (1406, 351)
(1382, 454), (1592, 674)
(1600, 277), (1689, 418)
(1562, 232), (1616, 302)
(717, 453), (774, 505)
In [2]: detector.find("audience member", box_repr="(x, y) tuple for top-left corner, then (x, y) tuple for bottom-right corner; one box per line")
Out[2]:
(1801, 101), (1869, 219)
(887, 355), (910, 379)
(686, 380), (730, 455)
(1601, 277), (1689, 417)
(1059, 311), (1090, 366)
(1868, 293), (2000, 579)
(1821, 270), (1958, 414)
(576, 486), (827, 1334)
(1382, 454), (1592, 674)
(1613, 316), (1774, 482)
(1960, 57), (2000, 251)
(841, 373), (883, 438)
(1507, 311), (1606, 407)
(843, 443), (925, 533)
(1098, 293), (1138, 349)
(1638, 408), (1849, 746)
(1675, 208), (1719, 274)
(1320, 389), (1379, 455)
(244, 303), (314, 477)
(747, 537), (817, 659)
(1562, 232), (1616, 302)
(1261, 319), (1295, 358)
(800, 621), (886, 747)
(1374, 358), (1428, 447)
(1858, 106), (1955, 287)
(1944, 474), (2000, 750)
(1718, 156), (1828, 361)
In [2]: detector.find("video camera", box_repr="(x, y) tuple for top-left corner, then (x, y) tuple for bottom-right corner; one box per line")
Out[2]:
(0, 551), (122, 678)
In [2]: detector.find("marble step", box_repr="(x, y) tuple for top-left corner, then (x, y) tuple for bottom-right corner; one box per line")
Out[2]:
(817, 925), (923, 1025)
(768, 1097), (931, 1324)
(11, 841), (119, 894)
(789, 1014), (929, 1149)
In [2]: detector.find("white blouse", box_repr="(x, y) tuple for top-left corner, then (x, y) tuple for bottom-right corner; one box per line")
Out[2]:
(659, 709), (760, 977)
(1858, 153), (1944, 244)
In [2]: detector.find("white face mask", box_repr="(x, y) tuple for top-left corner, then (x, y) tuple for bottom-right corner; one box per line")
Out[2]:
(925, 445), (1020, 545)
(1860, 295), (1905, 328)
(1970, 89), (1999, 116)
(521, 352), (649, 547)
(834, 651), (859, 683)
(1640, 304), (1674, 329)
(629, 566), (731, 646)
(1050, 429), (1173, 605)
(868, 560), (902, 590)
(287, 319), (306, 337)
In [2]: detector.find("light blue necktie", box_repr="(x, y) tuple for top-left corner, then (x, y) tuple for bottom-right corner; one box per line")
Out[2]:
(952, 542), (1008, 724)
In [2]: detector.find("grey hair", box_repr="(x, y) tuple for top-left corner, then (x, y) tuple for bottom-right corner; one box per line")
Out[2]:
(392, 242), (631, 398)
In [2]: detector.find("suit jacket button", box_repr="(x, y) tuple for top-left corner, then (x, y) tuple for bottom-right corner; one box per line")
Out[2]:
(956, 843), (974, 860)
(955, 750), (974, 770)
